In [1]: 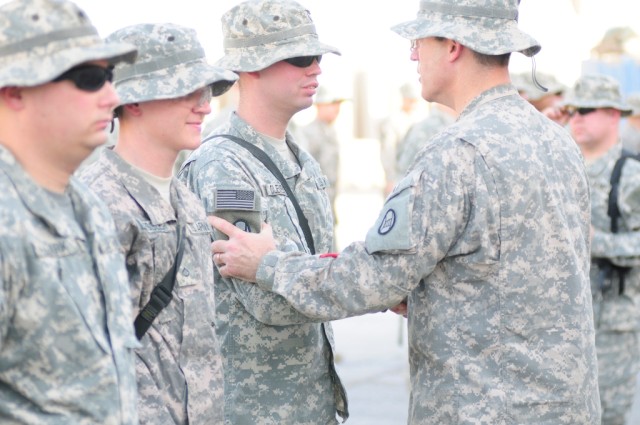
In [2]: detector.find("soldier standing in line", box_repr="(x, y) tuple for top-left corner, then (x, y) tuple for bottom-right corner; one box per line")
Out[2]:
(78, 23), (237, 425)
(0, 0), (140, 423)
(178, 0), (348, 424)
(560, 74), (640, 425)
(210, 0), (601, 423)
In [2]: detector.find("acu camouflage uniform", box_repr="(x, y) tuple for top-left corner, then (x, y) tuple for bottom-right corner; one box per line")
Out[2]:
(563, 74), (640, 425)
(180, 114), (346, 424)
(179, 1), (346, 423)
(251, 1), (601, 423)
(0, 145), (139, 424)
(77, 23), (237, 425)
(0, 0), (139, 423)
(79, 149), (224, 425)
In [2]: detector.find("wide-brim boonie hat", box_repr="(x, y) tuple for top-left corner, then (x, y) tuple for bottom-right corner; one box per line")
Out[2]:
(0, 0), (137, 88)
(391, 0), (541, 57)
(107, 23), (238, 105)
(215, 0), (340, 73)
(561, 74), (632, 116)
(625, 93), (640, 117)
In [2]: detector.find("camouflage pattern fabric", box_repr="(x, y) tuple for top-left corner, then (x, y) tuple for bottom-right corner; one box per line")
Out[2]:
(0, 0), (136, 88)
(586, 143), (640, 425)
(178, 112), (347, 424)
(395, 106), (456, 177)
(0, 146), (138, 424)
(78, 148), (224, 425)
(106, 23), (237, 105)
(255, 85), (601, 424)
(561, 74), (632, 115)
(215, 0), (339, 72)
(298, 119), (339, 210)
(391, 0), (540, 57)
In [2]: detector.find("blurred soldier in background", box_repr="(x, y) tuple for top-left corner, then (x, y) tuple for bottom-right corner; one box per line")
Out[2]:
(178, 0), (348, 423)
(209, 0), (601, 423)
(0, 0), (140, 423)
(78, 23), (237, 424)
(512, 70), (566, 112)
(379, 82), (422, 195)
(621, 93), (640, 153)
(298, 85), (346, 247)
(562, 74), (640, 425)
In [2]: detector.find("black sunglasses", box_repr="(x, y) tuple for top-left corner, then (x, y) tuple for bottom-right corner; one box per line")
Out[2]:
(52, 65), (114, 92)
(568, 107), (597, 117)
(283, 55), (322, 68)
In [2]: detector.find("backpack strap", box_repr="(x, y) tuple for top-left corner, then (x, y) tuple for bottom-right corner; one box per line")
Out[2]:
(206, 134), (316, 254)
(134, 223), (186, 340)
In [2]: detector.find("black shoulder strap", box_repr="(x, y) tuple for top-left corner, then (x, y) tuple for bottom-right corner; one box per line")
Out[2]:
(207, 134), (316, 255)
(608, 149), (640, 233)
(134, 223), (186, 340)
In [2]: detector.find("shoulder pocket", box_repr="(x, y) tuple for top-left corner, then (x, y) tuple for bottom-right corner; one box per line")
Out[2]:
(365, 171), (419, 253)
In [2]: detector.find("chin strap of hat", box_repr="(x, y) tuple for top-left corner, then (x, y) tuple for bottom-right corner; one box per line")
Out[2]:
(530, 56), (548, 93)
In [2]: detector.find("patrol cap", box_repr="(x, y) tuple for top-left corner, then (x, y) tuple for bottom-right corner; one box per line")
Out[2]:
(106, 23), (238, 105)
(216, 0), (340, 72)
(391, 0), (541, 57)
(561, 74), (632, 116)
(625, 93), (640, 117)
(0, 0), (137, 89)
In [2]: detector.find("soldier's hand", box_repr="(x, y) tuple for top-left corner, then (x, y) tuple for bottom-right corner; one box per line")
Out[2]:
(209, 216), (276, 282)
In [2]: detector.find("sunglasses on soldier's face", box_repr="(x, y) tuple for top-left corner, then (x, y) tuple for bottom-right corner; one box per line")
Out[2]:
(52, 65), (114, 92)
(283, 55), (322, 68)
(567, 107), (597, 117)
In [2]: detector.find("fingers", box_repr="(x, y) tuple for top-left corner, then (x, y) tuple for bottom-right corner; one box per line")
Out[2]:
(208, 215), (238, 238)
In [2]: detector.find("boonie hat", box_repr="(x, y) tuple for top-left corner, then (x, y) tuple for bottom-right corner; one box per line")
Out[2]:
(625, 93), (640, 117)
(392, 0), (541, 57)
(561, 74), (632, 116)
(0, 0), (137, 88)
(314, 86), (346, 104)
(107, 23), (238, 105)
(513, 71), (566, 102)
(216, 0), (340, 72)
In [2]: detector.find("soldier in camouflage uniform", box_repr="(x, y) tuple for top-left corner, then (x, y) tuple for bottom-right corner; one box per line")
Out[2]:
(0, 0), (140, 423)
(210, 0), (602, 424)
(77, 23), (237, 425)
(561, 74), (640, 425)
(178, 1), (347, 424)
(395, 103), (456, 178)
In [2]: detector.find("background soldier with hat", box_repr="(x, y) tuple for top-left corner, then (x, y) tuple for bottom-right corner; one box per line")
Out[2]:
(77, 23), (237, 425)
(0, 0), (139, 423)
(209, 0), (601, 423)
(178, 0), (347, 423)
(562, 74), (640, 425)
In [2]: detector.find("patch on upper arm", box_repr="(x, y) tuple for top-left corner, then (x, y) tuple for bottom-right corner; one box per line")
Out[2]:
(209, 188), (262, 240)
(365, 171), (419, 253)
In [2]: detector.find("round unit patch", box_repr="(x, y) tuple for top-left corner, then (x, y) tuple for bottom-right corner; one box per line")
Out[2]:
(378, 209), (396, 235)
(234, 219), (252, 233)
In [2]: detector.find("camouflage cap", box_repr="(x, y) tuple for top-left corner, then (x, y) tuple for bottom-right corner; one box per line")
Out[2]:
(392, 0), (541, 57)
(512, 71), (566, 102)
(625, 93), (640, 117)
(106, 23), (238, 105)
(561, 74), (632, 116)
(215, 0), (340, 72)
(0, 0), (137, 88)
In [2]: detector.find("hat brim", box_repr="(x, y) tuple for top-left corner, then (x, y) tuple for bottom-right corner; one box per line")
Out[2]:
(215, 34), (340, 72)
(115, 60), (238, 105)
(392, 14), (540, 57)
(0, 41), (137, 88)
(560, 98), (633, 117)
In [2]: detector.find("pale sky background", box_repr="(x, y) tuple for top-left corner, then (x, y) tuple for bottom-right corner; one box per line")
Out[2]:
(6, 0), (640, 130)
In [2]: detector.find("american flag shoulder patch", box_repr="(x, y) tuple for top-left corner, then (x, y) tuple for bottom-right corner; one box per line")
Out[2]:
(215, 189), (256, 210)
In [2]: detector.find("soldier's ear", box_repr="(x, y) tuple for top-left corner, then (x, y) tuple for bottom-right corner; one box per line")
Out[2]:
(0, 86), (25, 110)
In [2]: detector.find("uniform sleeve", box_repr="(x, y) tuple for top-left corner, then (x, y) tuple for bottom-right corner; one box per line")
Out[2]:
(183, 147), (332, 325)
(257, 141), (495, 320)
(592, 159), (640, 266)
